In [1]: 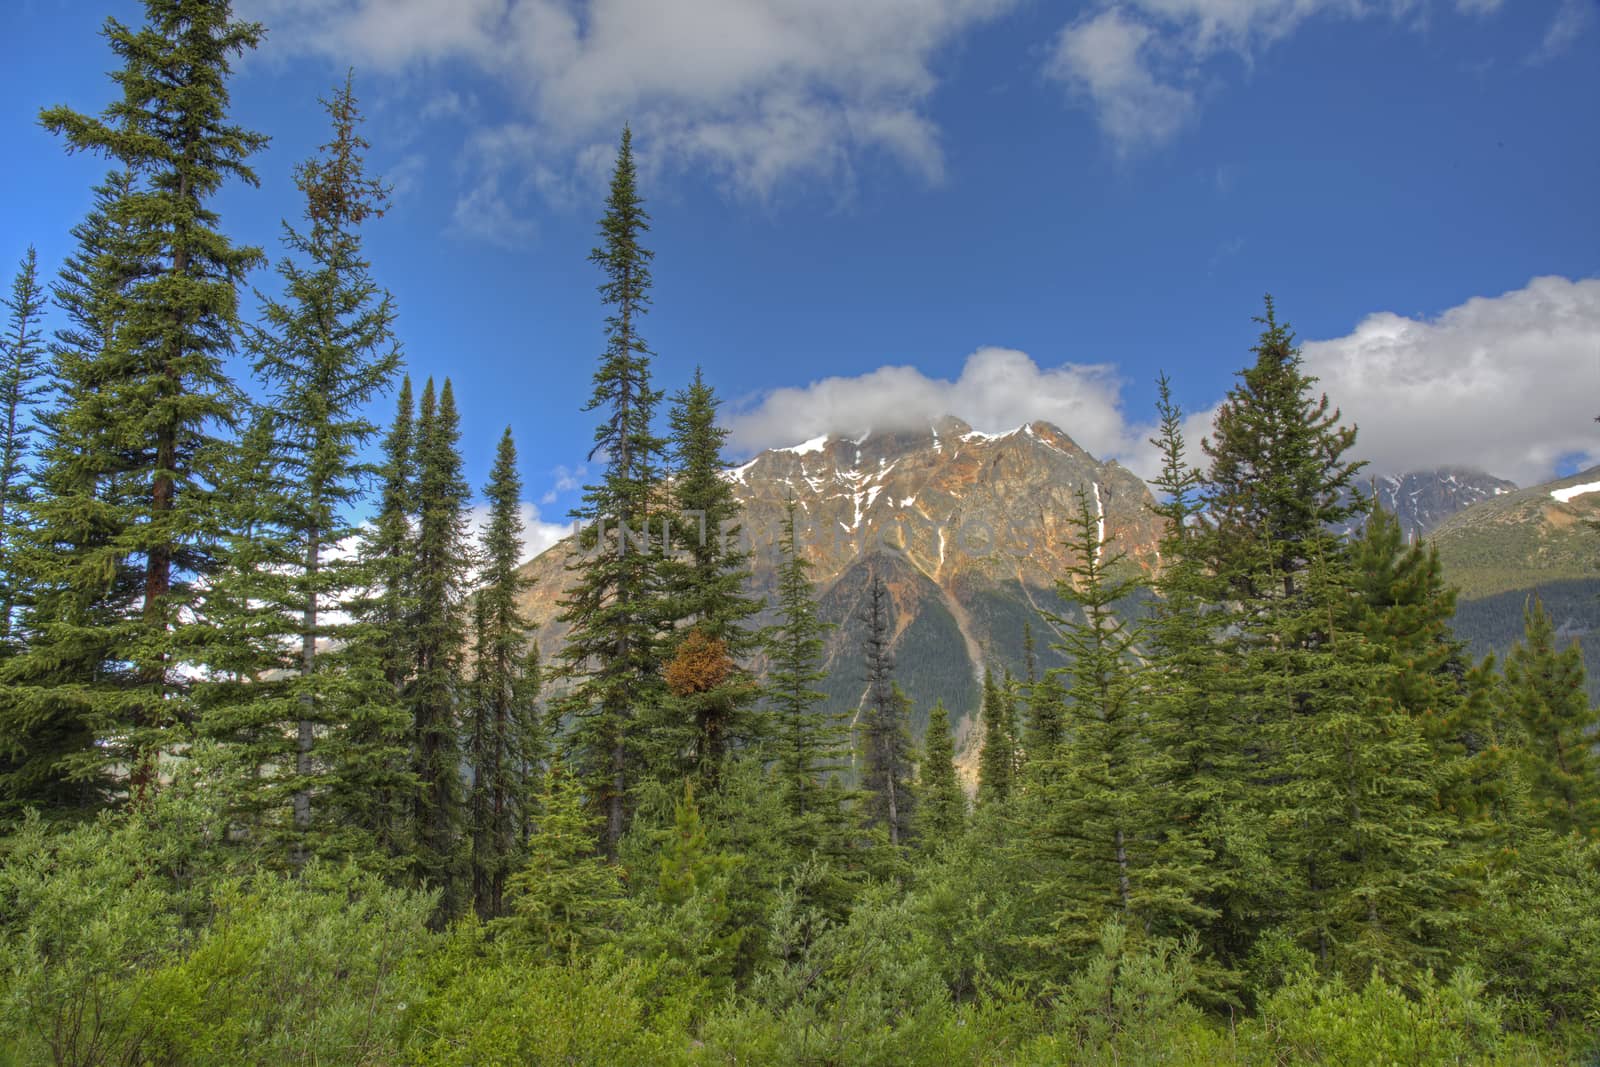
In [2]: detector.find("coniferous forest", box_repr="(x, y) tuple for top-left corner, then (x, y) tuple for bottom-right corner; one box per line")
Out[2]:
(2, 4), (1598, 1065)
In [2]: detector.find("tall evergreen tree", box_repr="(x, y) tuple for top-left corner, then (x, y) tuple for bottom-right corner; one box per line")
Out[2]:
(0, 176), (140, 816)
(1200, 297), (1363, 601)
(859, 571), (913, 845)
(768, 498), (845, 849)
(1143, 373), (1251, 968)
(409, 378), (472, 914)
(917, 699), (965, 843)
(1503, 598), (1600, 837)
(1027, 490), (1212, 967)
(0, 247), (48, 643)
(468, 428), (543, 919)
(7, 0), (266, 810)
(556, 127), (669, 859)
(198, 75), (407, 867)
(360, 377), (417, 694)
(977, 668), (1016, 807)
(655, 369), (763, 787)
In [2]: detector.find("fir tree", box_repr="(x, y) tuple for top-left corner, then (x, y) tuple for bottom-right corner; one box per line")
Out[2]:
(1200, 297), (1363, 601)
(859, 571), (913, 845)
(0, 177), (141, 816)
(1022, 669), (1068, 773)
(468, 428), (543, 919)
(0, 246), (48, 644)
(556, 127), (669, 859)
(198, 74), (407, 868)
(768, 498), (846, 853)
(9, 0), (266, 809)
(1143, 373), (1250, 968)
(917, 699), (965, 843)
(1027, 490), (1213, 966)
(1503, 598), (1600, 837)
(978, 668), (1016, 807)
(655, 369), (763, 788)
(409, 378), (471, 914)
(503, 761), (626, 962)
(359, 377), (417, 695)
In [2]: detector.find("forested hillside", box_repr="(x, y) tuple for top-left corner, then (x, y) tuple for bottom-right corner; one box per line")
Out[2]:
(1, 4), (1598, 1065)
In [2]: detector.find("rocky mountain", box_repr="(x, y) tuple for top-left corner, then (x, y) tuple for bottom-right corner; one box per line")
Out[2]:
(514, 416), (1163, 763)
(1346, 468), (1516, 542)
(1434, 466), (1600, 701)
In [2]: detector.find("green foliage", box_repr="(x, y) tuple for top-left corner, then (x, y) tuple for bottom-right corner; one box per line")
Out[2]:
(468, 428), (542, 919)
(7, 0), (267, 813)
(556, 126), (670, 858)
(978, 668), (1017, 807)
(0, 245), (48, 644)
(859, 573), (915, 846)
(917, 699), (966, 844)
(1503, 596), (1600, 837)
(501, 762), (625, 961)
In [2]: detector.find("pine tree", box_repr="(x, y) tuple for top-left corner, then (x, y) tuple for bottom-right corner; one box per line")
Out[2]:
(197, 74), (407, 868)
(917, 699), (965, 843)
(556, 127), (669, 859)
(7, 0), (266, 810)
(768, 498), (845, 850)
(655, 369), (763, 788)
(0, 247), (48, 644)
(1027, 490), (1212, 966)
(468, 428), (543, 919)
(859, 571), (913, 845)
(978, 668), (1016, 807)
(1503, 597), (1600, 837)
(409, 378), (472, 914)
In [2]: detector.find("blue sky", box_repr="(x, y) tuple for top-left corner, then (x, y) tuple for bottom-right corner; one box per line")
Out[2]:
(4, 0), (1598, 549)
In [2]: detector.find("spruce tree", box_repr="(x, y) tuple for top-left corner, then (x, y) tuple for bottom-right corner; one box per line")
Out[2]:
(468, 428), (543, 919)
(977, 668), (1016, 807)
(655, 369), (763, 788)
(0, 247), (48, 644)
(1200, 297), (1363, 601)
(1021, 669), (1068, 773)
(917, 699), (965, 843)
(1143, 373), (1250, 967)
(768, 498), (846, 850)
(556, 127), (669, 858)
(8, 0), (266, 810)
(359, 377), (417, 695)
(0, 177), (140, 816)
(198, 75), (407, 868)
(859, 571), (913, 845)
(409, 378), (471, 914)
(503, 761), (626, 962)
(1027, 490), (1212, 966)
(1503, 598), (1600, 837)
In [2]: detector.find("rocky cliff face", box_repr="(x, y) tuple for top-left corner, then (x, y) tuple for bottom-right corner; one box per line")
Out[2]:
(1341, 468), (1516, 542)
(514, 416), (1162, 760)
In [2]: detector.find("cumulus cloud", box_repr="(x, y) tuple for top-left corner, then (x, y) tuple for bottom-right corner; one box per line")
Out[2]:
(240, 0), (1013, 219)
(1302, 276), (1600, 486)
(1045, 1), (1497, 152)
(727, 277), (1600, 487)
(726, 346), (1143, 462)
(465, 501), (573, 566)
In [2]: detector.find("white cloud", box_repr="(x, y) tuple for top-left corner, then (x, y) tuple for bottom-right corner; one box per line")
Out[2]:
(540, 464), (589, 506)
(726, 346), (1144, 463)
(727, 277), (1600, 487)
(1302, 276), (1600, 486)
(241, 0), (1014, 221)
(1044, 1), (1502, 152)
(465, 501), (573, 566)
(1530, 0), (1595, 62)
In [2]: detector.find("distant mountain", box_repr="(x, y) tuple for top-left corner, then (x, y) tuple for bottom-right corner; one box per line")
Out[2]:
(1433, 467), (1600, 700)
(514, 416), (1163, 768)
(1345, 468), (1516, 542)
